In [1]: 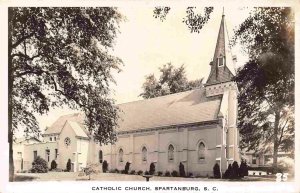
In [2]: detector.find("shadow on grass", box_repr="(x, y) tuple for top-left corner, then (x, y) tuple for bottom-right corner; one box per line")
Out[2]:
(14, 175), (38, 181)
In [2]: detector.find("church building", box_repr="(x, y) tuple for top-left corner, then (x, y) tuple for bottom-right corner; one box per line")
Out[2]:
(14, 13), (240, 177)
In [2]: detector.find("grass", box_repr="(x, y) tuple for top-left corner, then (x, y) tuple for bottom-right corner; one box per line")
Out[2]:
(14, 172), (292, 182)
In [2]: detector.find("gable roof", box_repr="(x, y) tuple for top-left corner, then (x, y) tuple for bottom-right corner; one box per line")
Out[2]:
(63, 121), (89, 139)
(44, 88), (222, 135)
(117, 88), (222, 132)
(44, 113), (86, 135)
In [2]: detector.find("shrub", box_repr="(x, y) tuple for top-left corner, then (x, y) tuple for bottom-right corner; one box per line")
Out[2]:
(157, 171), (163, 176)
(31, 156), (48, 173)
(144, 170), (150, 175)
(165, 171), (171, 177)
(66, 159), (72, 172)
(171, 170), (179, 177)
(50, 160), (57, 171)
(121, 170), (126, 174)
(188, 172), (194, 178)
(149, 162), (155, 175)
(179, 162), (185, 177)
(114, 169), (119, 173)
(102, 160), (108, 173)
(137, 170), (143, 175)
(223, 164), (233, 179)
(232, 161), (240, 179)
(213, 163), (221, 179)
(124, 162), (130, 174)
(239, 159), (248, 177)
(129, 170), (136, 175)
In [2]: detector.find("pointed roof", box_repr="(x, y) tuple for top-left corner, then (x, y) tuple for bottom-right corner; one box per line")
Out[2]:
(206, 13), (235, 86)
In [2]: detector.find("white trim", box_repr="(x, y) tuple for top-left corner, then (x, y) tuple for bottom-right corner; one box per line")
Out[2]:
(216, 144), (222, 148)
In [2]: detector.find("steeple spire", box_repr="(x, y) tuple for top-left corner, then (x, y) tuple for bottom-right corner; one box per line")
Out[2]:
(206, 12), (235, 86)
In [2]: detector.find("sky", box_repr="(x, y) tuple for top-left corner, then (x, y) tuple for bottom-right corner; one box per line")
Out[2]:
(34, 6), (251, 133)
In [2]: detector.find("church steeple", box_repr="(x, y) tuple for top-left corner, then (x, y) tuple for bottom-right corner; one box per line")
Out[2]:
(206, 13), (235, 86)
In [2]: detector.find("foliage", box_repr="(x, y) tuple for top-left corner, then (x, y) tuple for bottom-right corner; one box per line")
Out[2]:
(144, 171), (150, 175)
(157, 171), (163, 176)
(231, 161), (240, 179)
(8, 7), (123, 180)
(114, 169), (120, 173)
(84, 163), (99, 180)
(239, 159), (248, 177)
(137, 170), (143, 175)
(179, 162), (186, 177)
(31, 156), (48, 173)
(124, 162), (130, 174)
(171, 170), (179, 177)
(50, 160), (57, 171)
(129, 170), (135, 175)
(266, 156), (294, 174)
(223, 164), (232, 179)
(102, 160), (108, 173)
(164, 171), (171, 177)
(233, 7), (294, 168)
(213, 163), (221, 179)
(149, 162), (155, 175)
(66, 159), (71, 172)
(140, 63), (203, 99)
(153, 7), (214, 33)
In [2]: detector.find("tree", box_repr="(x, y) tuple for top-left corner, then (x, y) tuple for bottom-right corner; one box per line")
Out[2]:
(239, 159), (248, 177)
(149, 162), (155, 175)
(8, 7), (123, 181)
(179, 162), (185, 177)
(102, 160), (108, 173)
(140, 63), (203, 99)
(213, 163), (221, 179)
(233, 7), (294, 170)
(50, 160), (57, 171)
(231, 161), (240, 179)
(66, 159), (71, 172)
(153, 7), (214, 33)
(124, 162), (130, 174)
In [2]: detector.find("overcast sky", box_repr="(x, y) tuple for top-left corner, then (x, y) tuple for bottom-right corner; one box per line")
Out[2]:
(35, 6), (251, 132)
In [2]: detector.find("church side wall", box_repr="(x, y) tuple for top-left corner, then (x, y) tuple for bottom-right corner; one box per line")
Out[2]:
(187, 127), (219, 177)
(97, 124), (222, 177)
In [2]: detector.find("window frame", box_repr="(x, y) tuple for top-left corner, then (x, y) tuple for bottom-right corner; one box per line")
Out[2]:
(168, 144), (175, 162)
(99, 150), (103, 163)
(119, 148), (124, 163)
(217, 56), (225, 67)
(198, 141), (206, 162)
(142, 146), (147, 162)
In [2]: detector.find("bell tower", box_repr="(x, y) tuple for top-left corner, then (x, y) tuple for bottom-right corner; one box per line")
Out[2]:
(205, 13), (240, 169)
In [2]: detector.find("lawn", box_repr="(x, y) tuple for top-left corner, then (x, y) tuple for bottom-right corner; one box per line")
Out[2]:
(14, 172), (286, 182)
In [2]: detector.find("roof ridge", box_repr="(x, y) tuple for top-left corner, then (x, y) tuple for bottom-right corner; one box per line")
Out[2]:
(118, 87), (203, 106)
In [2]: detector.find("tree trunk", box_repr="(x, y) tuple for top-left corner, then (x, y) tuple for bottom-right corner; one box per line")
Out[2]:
(8, 8), (14, 181)
(273, 112), (280, 172)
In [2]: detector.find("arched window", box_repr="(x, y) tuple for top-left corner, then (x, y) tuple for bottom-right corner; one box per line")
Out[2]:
(168, 144), (174, 161)
(99, 150), (103, 163)
(142, 146), (147, 161)
(198, 142), (206, 160)
(119, 148), (123, 163)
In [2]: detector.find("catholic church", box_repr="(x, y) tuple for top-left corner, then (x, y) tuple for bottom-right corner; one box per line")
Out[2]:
(13, 13), (240, 177)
